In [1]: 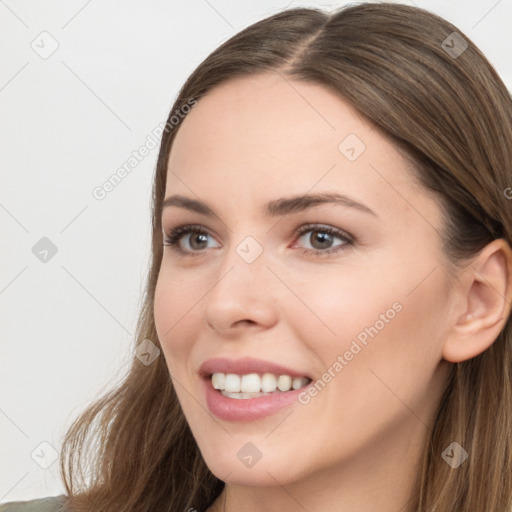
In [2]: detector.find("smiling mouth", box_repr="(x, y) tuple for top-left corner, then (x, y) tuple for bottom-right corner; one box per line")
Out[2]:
(210, 372), (312, 399)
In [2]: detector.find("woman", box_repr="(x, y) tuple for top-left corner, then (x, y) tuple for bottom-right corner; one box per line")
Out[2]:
(3, 2), (512, 511)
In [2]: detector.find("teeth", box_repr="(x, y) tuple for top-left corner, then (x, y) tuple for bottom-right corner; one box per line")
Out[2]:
(277, 375), (292, 391)
(212, 373), (226, 390)
(211, 372), (310, 394)
(222, 391), (273, 399)
(241, 373), (261, 393)
(224, 374), (241, 392)
(292, 377), (304, 390)
(261, 373), (277, 392)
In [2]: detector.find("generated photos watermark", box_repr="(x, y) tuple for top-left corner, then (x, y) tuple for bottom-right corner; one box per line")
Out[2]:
(298, 301), (403, 405)
(92, 98), (197, 201)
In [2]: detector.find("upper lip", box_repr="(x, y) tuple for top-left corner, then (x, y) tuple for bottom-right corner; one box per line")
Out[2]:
(199, 357), (311, 379)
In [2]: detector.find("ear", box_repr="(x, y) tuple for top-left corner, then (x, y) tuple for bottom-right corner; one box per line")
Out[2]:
(443, 238), (512, 363)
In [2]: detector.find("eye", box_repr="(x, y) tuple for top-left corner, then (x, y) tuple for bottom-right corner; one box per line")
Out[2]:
(162, 223), (354, 258)
(162, 224), (219, 256)
(292, 223), (353, 257)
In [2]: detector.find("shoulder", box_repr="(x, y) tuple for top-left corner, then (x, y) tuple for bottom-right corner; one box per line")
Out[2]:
(0, 495), (69, 512)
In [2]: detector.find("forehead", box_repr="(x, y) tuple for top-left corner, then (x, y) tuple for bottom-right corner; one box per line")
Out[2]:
(165, 72), (440, 227)
(169, 72), (375, 168)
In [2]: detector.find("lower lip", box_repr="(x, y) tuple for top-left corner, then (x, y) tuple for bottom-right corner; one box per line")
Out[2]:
(203, 377), (310, 422)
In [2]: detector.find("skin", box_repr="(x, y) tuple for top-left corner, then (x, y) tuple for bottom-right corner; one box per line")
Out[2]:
(153, 71), (512, 512)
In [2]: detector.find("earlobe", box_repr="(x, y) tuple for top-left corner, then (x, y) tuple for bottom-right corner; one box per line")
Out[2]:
(442, 238), (512, 363)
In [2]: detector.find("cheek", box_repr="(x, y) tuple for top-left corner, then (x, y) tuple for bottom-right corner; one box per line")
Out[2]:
(283, 264), (404, 359)
(153, 267), (202, 369)
(289, 262), (448, 403)
(340, 277), (449, 426)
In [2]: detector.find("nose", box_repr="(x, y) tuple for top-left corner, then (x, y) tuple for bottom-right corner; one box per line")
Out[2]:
(203, 238), (279, 337)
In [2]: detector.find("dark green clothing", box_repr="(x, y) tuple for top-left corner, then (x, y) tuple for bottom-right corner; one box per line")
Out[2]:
(0, 495), (68, 512)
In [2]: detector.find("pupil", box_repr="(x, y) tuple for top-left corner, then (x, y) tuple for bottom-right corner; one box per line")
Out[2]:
(312, 231), (332, 249)
(191, 233), (208, 250)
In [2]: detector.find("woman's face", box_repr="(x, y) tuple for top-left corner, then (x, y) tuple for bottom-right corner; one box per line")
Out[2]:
(154, 72), (455, 488)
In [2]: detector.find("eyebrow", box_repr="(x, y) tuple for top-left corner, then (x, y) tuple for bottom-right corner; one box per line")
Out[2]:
(161, 192), (378, 218)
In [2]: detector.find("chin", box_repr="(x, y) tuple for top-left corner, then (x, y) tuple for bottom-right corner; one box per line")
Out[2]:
(195, 435), (315, 488)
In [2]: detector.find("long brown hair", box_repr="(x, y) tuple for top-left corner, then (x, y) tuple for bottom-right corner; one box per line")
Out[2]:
(60, 3), (512, 511)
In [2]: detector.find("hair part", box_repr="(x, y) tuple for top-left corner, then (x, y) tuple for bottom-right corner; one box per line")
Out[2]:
(60, 3), (512, 511)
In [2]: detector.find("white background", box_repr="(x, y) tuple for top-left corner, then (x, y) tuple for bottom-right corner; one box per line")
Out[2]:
(1, 0), (511, 503)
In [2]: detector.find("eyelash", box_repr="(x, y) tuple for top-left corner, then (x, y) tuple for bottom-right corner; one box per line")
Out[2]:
(162, 223), (354, 258)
